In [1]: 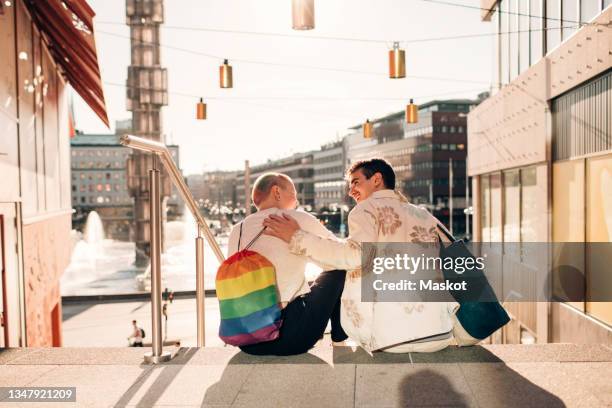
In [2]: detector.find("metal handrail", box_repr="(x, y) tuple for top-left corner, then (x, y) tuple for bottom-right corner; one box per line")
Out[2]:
(120, 134), (227, 361)
(120, 135), (225, 262)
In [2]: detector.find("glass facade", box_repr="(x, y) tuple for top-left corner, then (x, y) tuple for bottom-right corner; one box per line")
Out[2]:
(530, 0), (544, 68)
(497, 0), (607, 85)
(519, 0), (531, 73)
(546, 0), (562, 53)
(478, 165), (548, 335)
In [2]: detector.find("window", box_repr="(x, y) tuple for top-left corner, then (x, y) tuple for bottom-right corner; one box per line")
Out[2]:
(546, 0), (561, 53)
(503, 170), (520, 244)
(586, 155), (612, 325)
(105, 173), (111, 180)
(519, 0), (530, 72)
(530, 0), (543, 65)
(481, 175), (491, 242)
(552, 159), (585, 311)
(457, 144), (465, 150)
(580, 0), (601, 22)
(80, 197), (86, 203)
(520, 166), (546, 242)
(509, 0), (519, 79)
(500, 1), (509, 84)
(562, 0), (577, 41)
(96, 184), (103, 192)
(490, 173), (502, 242)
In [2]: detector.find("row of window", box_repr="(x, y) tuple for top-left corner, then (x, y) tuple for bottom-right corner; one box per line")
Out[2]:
(313, 153), (342, 164)
(72, 172), (123, 181)
(71, 149), (127, 158)
(316, 190), (344, 199)
(73, 195), (133, 205)
(314, 180), (346, 189)
(315, 166), (344, 175)
(72, 161), (126, 169)
(72, 183), (126, 193)
(406, 178), (467, 188)
(497, 0), (611, 85)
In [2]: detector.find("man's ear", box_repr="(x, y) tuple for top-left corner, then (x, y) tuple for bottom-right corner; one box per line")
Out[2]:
(373, 172), (383, 187)
(272, 185), (281, 200)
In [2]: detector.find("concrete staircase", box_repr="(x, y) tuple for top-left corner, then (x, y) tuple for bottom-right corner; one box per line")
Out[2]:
(1, 343), (611, 407)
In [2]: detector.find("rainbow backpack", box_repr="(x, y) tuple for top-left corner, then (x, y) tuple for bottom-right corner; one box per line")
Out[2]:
(215, 223), (282, 346)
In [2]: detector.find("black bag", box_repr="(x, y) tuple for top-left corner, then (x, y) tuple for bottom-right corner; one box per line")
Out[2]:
(140, 328), (146, 338)
(437, 225), (510, 340)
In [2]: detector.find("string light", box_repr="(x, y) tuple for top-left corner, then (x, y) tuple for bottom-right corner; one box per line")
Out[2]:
(219, 59), (233, 88)
(389, 42), (405, 79)
(196, 97), (207, 120)
(97, 31), (493, 85)
(292, 0), (315, 30)
(363, 119), (373, 139)
(406, 99), (418, 124)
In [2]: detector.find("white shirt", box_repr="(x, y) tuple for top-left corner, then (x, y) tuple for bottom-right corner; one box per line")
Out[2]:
(288, 189), (457, 352)
(227, 208), (340, 305)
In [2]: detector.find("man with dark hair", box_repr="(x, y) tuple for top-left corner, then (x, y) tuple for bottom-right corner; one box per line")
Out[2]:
(264, 157), (479, 353)
(347, 158), (396, 190)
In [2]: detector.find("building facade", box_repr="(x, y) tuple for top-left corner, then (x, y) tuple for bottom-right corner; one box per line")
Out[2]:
(187, 171), (238, 207)
(313, 141), (346, 210)
(236, 152), (316, 211)
(70, 133), (180, 241)
(469, 1), (612, 343)
(345, 100), (478, 237)
(0, 0), (107, 346)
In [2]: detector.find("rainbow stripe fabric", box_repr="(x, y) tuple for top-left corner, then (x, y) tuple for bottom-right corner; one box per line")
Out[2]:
(216, 249), (282, 346)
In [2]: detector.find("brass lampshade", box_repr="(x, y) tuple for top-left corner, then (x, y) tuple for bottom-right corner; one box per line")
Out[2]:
(292, 0), (314, 30)
(363, 119), (373, 139)
(220, 59), (233, 88)
(406, 99), (418, 123)
(196, 98), (207, 120)
(389, 42), (406, 79)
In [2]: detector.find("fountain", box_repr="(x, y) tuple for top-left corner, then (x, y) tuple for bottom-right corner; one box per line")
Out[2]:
(83, 211), (105, 244)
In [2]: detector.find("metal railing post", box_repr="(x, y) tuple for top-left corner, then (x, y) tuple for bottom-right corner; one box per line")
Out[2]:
(120, 135), (227, 353)
(144, 156), (171, 364)
(196, 231), (205, 347)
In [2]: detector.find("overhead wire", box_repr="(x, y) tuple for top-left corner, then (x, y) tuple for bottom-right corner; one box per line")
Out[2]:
(96, 30), (495, 85)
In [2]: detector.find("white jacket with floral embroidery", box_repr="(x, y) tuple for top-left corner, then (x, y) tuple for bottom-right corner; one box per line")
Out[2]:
(288, 189), (457, 352)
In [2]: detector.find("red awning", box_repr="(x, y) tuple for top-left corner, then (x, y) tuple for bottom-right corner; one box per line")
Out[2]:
(26, 0), (109, 127)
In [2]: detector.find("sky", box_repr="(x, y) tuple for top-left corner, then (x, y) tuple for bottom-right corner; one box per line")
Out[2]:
(74, 0), (495, 175)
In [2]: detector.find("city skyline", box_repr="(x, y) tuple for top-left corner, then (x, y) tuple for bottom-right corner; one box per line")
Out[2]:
(73, 0), (494, 174)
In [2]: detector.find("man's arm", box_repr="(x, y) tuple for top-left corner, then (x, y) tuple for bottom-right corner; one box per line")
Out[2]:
(263, 207), (377, 270)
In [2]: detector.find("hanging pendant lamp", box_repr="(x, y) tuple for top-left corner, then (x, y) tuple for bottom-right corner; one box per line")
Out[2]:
(363, 119), (373, 139)
(196, 98), (207, 120)
(389, 42), (406, 79)
(292, 0), (314, 30)
(406, 99), (418, 123)
(220, 59), (233, 88)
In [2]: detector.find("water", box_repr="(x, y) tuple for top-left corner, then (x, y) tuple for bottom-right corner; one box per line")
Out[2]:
(61, 211), (226, 296)
(62, 211), (323, 296)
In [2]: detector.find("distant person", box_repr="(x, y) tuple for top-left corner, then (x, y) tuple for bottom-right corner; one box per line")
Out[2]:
(128, 320), (144, 347)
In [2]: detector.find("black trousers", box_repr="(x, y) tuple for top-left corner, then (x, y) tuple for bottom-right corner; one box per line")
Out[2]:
(239, 269), (348, 356)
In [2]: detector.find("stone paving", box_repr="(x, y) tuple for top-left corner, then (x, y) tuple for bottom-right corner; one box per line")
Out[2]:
(1, 344), (611, 407)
